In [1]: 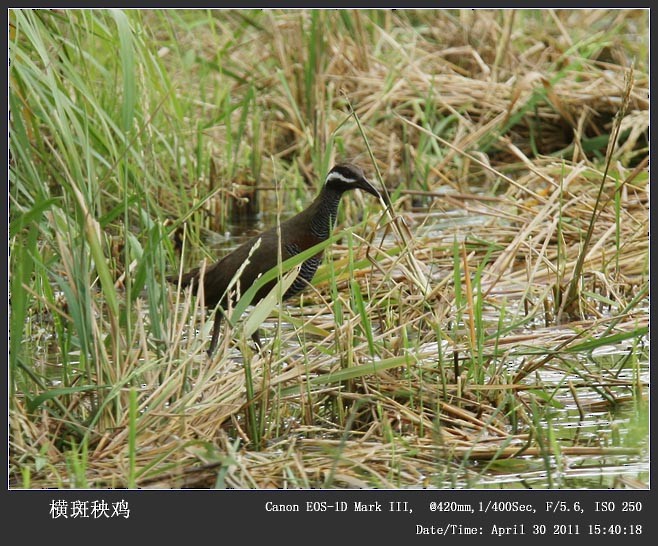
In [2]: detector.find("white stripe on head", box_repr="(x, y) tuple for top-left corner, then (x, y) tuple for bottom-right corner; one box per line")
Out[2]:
(325, 171), (359, 185)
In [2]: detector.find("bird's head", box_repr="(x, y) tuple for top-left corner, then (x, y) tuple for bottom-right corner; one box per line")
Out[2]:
(324, 163), (381, 199)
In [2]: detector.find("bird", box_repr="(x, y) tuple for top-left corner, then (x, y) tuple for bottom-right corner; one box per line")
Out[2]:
(168, 163), (381, 356)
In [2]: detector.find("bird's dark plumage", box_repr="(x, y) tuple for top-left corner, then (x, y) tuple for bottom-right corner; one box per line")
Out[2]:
(169, 163), (380, 356)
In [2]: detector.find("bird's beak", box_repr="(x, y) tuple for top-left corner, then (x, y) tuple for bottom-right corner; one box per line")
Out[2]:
(357, 177), (382, 199)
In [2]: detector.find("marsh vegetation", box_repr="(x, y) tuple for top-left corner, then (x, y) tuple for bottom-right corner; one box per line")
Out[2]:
(9, 9), (648, 488)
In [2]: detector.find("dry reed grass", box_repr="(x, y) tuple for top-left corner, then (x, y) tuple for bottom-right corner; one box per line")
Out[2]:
(10, 9), (648, 488)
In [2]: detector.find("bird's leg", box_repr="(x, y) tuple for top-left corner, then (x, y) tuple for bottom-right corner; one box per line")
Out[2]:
(251, 329), (263, 351)
(207, 310), (222, 357)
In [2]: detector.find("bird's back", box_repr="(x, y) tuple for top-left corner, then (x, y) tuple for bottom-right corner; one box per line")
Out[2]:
(171, 208), (325, 309)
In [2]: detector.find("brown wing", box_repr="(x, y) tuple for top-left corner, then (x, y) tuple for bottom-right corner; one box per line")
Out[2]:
(169, 205), (326, 309)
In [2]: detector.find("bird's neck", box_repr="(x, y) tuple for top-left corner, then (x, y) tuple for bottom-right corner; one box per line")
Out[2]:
(308, 186), (344, 239)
